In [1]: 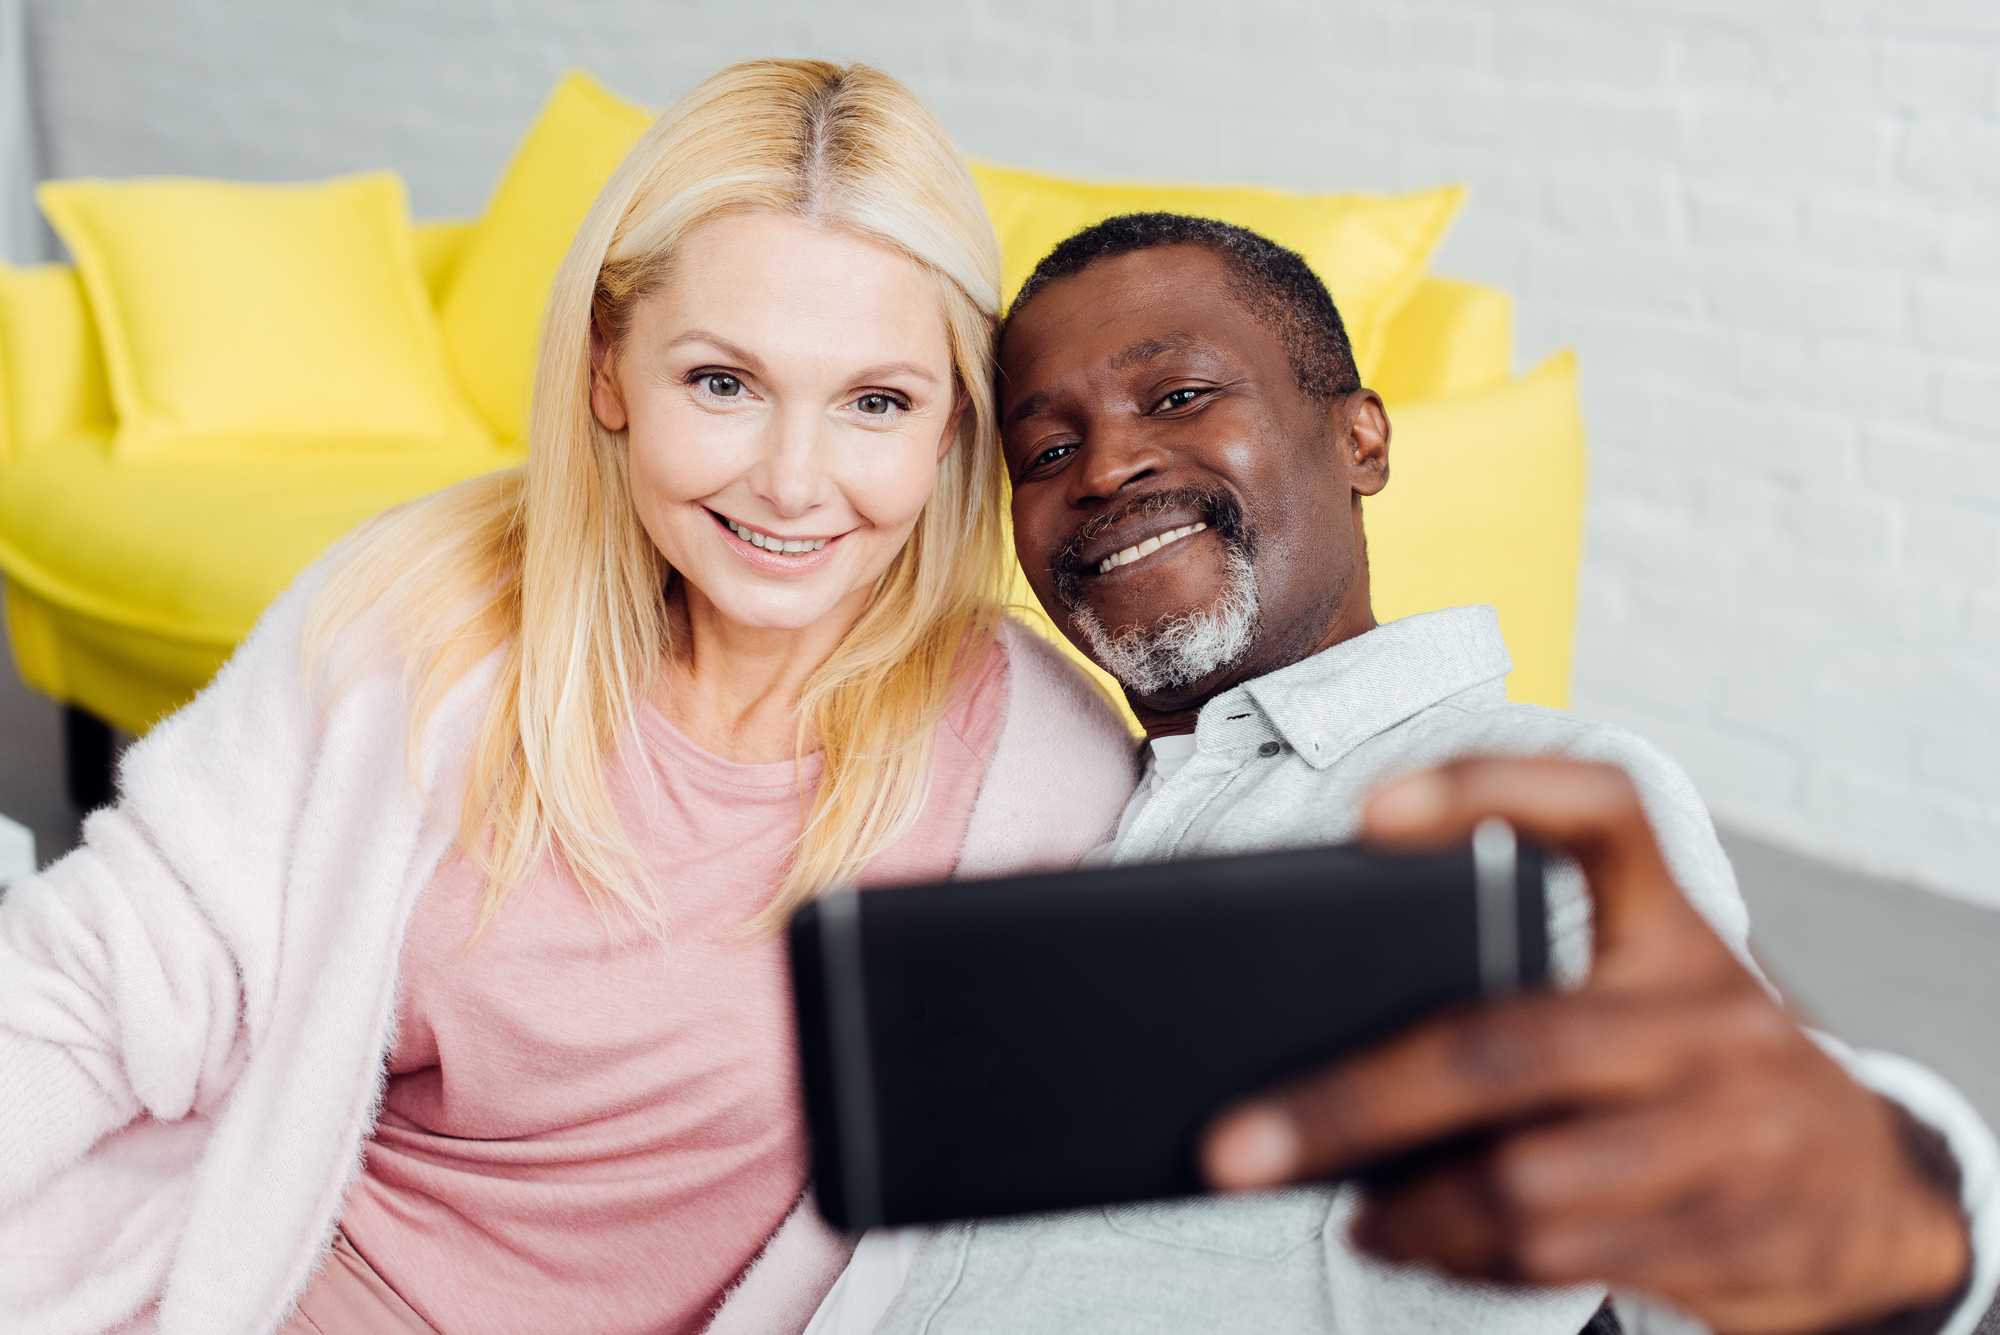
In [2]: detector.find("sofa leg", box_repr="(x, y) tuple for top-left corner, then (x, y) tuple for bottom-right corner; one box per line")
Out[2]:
(64, 706), (116, 812)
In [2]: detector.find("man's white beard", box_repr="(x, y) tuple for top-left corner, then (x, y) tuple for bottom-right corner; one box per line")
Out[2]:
(1071, 545), (1260, 697)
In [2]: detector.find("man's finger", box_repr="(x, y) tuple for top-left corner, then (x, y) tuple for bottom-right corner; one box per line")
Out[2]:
(1349, 1144), (1523, 1279)
(1352, 1100), (1758, 1281)
(1202, 987), (1759, 1188)
(1360, 757), (1717, 974)
(1355, 1153), (1759, 1294)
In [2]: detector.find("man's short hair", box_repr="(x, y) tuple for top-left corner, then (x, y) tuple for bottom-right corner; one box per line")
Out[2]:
(1005, 213), (1362, 401)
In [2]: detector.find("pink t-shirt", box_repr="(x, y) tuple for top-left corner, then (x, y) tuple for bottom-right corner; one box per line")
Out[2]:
(340, 642), (1008, 1335)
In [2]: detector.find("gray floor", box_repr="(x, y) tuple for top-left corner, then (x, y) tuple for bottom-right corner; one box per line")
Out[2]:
(0, 578), (1994, 1129)
(0, 587), (86, 870)
(1724, 828), (2000, 1127)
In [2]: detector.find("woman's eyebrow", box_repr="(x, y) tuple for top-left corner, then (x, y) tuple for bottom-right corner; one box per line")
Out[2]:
(663, 329), (765, 372)
(656, 336), (938, 390)
(850, 361), (942, 387)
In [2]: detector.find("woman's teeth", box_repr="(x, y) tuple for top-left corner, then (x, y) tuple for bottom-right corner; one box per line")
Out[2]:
(1097, 522), (1206, 575)
(727, 517), (828, 554)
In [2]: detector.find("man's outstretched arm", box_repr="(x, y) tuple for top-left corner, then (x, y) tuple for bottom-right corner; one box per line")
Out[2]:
(1201, 756), (1992, 1335)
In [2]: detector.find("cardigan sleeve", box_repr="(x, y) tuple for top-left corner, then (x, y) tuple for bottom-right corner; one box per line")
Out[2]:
(0, 575), (328, 1213)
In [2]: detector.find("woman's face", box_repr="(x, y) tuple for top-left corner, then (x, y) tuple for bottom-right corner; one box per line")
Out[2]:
(592, 212), (963, 635)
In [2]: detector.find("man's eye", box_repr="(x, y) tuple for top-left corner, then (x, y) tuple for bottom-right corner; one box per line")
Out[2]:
(1024, 443), (1076, 475)
(1157, 387), (1204, 412)
(855, 393), (903, 416)
(700, 373), (743, 398)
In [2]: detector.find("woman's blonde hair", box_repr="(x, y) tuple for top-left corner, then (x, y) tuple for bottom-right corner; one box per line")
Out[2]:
(306, 59), (1007, 935)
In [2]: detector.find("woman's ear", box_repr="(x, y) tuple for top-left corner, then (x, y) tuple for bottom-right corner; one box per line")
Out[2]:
(1342, 389), (1391, 499)
(938, 386), (971, 461)
(589, 321), (629, 432)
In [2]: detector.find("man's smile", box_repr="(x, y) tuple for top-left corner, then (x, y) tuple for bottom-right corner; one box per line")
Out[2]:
(1067, 491), (1226, 579)
(1095, 522), (1208, 575)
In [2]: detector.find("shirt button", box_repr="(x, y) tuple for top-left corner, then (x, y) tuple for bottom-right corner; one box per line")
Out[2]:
(1257, 741), (1282, 758)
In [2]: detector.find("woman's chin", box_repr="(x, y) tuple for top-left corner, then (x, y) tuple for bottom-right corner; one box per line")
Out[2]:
(678, 568), (875, 638)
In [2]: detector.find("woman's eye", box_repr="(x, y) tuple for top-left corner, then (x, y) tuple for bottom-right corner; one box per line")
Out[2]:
(700, 373), (743, 397)
(854, 393), (903, 416)
(1158, 387), (1204, 412)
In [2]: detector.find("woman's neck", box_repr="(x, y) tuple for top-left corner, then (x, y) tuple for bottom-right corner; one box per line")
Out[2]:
(649, 580), (871, 764)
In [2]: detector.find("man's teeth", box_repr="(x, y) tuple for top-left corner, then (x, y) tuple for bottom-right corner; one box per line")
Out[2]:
(1097, 522), (1207, 575)
(727, 518), (828, 553)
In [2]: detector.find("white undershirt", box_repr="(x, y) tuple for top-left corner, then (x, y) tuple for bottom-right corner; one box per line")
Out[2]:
(1084, 732), (1198, 866)
(802, 733), (1198, 1335)
(799, 1227), (925, 1335)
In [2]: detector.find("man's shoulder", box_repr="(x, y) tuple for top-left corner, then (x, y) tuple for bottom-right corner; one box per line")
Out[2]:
(1377, 691), (1747, 949)
(1353, 690), (1721, 858)
(1388, 689), (1689, 780)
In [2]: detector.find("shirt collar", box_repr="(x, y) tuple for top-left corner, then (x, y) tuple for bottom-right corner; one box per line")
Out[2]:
(1191, 606), (1514, 770)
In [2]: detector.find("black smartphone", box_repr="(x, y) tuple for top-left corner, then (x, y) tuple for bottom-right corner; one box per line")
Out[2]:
(789, 824), (1548, 1230)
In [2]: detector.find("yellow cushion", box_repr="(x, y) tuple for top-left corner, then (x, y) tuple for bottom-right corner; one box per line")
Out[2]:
(0, 262), (114, 463)
(1366, 352), (1587, 708)
(0, 428), (516, 729)
(438, 70), (653, 443)
(971, 161), (1464, 383)
(37, 171), (486, 459)
(1371, 276), (1514, 405)
(412, 218), (477, 303)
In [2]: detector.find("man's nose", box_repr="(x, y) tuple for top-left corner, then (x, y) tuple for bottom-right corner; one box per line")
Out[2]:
(1068, 421), (1168, 507)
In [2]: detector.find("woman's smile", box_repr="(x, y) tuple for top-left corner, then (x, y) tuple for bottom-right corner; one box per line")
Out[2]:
(710, 507), (848, 573)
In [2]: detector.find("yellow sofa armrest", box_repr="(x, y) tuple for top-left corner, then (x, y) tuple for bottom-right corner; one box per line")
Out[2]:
(412, 218), (478, 305)
(1370, 276), (1513, 406)
(0, 262), (115, 465)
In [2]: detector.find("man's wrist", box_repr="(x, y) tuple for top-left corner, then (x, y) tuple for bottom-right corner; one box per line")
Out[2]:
(1826, 1099), (1972, 1335)
(1823, 1280), (1969, 1335)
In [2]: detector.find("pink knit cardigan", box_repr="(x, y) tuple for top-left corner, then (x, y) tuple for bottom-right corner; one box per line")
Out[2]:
(0, 574), (1140, 1335)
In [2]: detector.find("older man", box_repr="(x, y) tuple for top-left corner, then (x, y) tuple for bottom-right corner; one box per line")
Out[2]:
(848, 215), (1995, 1335)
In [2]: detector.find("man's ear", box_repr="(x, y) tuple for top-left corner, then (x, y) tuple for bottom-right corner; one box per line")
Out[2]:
(589, 321), (629, 433)
(1342, 390), (1390, 498)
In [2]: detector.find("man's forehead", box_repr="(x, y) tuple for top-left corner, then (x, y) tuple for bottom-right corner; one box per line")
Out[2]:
(1008, 247), (1232, 340)
(1002, 247), (1261, 384)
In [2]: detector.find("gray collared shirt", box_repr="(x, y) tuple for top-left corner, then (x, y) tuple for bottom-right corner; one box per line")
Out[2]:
(869, 608), (1998, 1335)
(1107, 606), (1742, 958)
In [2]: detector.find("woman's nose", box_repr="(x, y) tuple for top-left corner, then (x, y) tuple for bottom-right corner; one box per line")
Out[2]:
(751, 405), (826, 517)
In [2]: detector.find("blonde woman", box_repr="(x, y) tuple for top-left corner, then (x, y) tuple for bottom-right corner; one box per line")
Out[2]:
(0, 61), (1137, 1335)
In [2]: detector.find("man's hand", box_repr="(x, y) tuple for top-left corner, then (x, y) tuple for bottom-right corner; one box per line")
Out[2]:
(1199, 757), (1971, 1335)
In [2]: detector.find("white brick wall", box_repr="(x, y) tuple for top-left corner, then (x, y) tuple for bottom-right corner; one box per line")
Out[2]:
(18, 0), (2000, 905)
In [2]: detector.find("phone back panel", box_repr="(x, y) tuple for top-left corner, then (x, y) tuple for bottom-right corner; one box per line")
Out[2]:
(791, 842), (1547, 1228)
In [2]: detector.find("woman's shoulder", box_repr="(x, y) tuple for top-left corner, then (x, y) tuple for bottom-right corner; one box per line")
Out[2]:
(990, 616), (1134, 738)
(952, 616), (1143, 879)
(942, 616), (1136, 752)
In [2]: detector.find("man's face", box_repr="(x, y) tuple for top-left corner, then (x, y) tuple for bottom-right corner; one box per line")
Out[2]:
(1000, 244), (1389, 716)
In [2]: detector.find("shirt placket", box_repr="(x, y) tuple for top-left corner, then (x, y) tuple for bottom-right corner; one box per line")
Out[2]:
(1121, 697), (1283, 862)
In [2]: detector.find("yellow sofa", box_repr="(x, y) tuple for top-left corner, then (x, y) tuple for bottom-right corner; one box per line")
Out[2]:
(0, 220), (510, 736)
(0, 71), (1585, 767)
